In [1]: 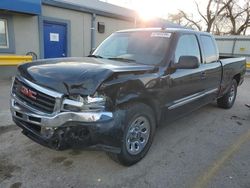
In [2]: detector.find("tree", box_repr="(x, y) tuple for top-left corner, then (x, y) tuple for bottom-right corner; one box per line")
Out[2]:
(168, 11), (202, 30)
(199, 0), (234, 32)
(168, 0), (250, 35)
(224, 0), (250, 35)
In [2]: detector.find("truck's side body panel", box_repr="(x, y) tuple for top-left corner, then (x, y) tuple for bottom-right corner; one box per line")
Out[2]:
(219, 57), (246, 97)
(198, 63), (221, 100)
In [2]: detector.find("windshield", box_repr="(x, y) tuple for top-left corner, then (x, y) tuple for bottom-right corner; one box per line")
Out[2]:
(93, 31), (172, 65)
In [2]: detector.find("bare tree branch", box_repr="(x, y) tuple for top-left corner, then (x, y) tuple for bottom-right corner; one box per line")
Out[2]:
(195, 1), (209, 24)
(167, 0), (250, 35)
(224, 0), (250, 34)
(179, 10), (202, 30)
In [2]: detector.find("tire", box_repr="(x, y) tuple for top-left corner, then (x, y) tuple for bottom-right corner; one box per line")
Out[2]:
(217, 79), (237, 109)
(107, 103), (156, 166)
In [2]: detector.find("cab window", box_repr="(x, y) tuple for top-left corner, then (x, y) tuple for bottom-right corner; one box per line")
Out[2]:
(200, 35), (218, 63)
(175, 34), (201, 64)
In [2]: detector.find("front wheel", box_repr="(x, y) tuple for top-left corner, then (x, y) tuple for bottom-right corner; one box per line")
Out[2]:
(217, 79), (237, 109)
(107, 103), (156, 166)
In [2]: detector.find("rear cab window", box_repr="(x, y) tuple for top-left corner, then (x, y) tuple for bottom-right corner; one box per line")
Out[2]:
(200, 35), (219, 63)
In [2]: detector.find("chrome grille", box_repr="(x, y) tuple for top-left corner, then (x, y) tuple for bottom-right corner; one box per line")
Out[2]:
(12, 78), (56, 114)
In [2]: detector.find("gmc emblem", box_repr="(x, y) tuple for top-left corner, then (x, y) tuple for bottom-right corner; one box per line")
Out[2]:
(20, 86), (37, 100)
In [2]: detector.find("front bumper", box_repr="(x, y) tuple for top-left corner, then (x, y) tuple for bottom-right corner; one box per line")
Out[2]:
(10, 94), (123, 153)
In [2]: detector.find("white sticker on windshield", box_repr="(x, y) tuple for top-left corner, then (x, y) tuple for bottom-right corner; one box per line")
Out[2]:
(151, 32), (171, 38)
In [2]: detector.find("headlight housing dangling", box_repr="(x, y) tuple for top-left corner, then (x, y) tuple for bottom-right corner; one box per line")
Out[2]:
(62, 93), (107, 112)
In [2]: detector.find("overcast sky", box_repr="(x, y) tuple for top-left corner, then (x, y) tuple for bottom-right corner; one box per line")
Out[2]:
(100, 0), (249, 34)
(101, 0), (246, 19)
(100, 0), (207, 18)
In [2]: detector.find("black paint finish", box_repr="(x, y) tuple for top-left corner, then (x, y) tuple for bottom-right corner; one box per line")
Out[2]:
(18, 57), (156, 96)
(14, 28), (246, 151)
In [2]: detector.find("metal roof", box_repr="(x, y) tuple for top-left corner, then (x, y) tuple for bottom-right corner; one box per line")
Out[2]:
(42, 0), (185, 28)
(42, 0), (136, 21)
(0, 0), (41, 15)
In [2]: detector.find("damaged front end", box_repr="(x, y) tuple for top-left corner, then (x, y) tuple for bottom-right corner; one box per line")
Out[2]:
(10, 57), (158, 153)
(10, 76), (124, 153)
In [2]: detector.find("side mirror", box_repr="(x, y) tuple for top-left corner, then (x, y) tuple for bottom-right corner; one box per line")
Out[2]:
(172, 56), (200, 69)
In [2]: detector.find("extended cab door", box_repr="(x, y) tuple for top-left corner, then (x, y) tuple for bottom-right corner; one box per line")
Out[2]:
(163, 33), (206, 119)
(198, 35), (222, 101)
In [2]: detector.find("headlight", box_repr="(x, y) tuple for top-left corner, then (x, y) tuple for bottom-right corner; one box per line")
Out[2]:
(62, 94), (106, 112)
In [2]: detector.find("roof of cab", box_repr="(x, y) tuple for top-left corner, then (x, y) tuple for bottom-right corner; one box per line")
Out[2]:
(116, 27), (212, 36)
(117, 27), (192, 32)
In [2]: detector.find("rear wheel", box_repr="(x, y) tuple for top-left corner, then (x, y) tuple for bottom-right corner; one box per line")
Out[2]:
(107, 103), (156, 166)
(217, 79), (237, 109)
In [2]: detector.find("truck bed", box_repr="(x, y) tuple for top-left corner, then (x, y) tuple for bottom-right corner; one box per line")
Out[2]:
(219, 57), (246, 96)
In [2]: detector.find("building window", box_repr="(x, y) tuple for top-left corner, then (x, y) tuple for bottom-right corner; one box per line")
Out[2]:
(0, 19), (9, 48)
(0, 15), (15, 53)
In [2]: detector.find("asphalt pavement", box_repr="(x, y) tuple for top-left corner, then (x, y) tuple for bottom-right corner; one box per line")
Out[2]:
(0, 77), (249, 188)
(0, 79), (12, 127)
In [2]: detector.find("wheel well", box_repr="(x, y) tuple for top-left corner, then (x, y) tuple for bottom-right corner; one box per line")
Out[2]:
(233, 73), (241, 85)
(117, 98), (161, 126)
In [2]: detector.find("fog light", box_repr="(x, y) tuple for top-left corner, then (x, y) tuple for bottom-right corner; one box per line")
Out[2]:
(41, 127), (55, 138)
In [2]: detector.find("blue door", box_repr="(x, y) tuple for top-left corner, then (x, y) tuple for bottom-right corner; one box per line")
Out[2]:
(43, 21), (67, 58)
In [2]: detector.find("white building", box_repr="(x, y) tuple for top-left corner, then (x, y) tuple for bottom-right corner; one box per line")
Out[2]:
(0, 0), (136, 59)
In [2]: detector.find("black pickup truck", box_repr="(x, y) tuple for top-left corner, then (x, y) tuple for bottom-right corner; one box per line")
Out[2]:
(10, 28), (246, 166)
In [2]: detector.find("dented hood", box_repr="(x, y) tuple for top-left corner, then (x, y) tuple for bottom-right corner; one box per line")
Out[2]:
(18, 57), (155, 95)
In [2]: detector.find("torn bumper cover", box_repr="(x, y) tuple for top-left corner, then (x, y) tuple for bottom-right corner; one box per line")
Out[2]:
(10, 95), (123, 153)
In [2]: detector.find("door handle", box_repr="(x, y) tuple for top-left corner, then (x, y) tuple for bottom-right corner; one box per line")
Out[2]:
(201, 71), (206, 79)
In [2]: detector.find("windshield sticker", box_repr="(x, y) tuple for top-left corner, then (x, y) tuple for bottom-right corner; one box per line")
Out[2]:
(151, 32), (171, 38)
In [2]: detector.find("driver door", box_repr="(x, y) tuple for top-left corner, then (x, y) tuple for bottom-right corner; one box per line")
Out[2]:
(162, 34), (206, 121)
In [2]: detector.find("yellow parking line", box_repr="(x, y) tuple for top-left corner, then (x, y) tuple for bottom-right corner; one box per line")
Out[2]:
(192, 129), (250, 188)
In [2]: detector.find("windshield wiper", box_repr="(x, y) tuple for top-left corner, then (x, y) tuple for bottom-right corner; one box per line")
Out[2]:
(107, 57), (136, 62)
(88, 55), (136, 62)
(88, 54), (103, 58)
